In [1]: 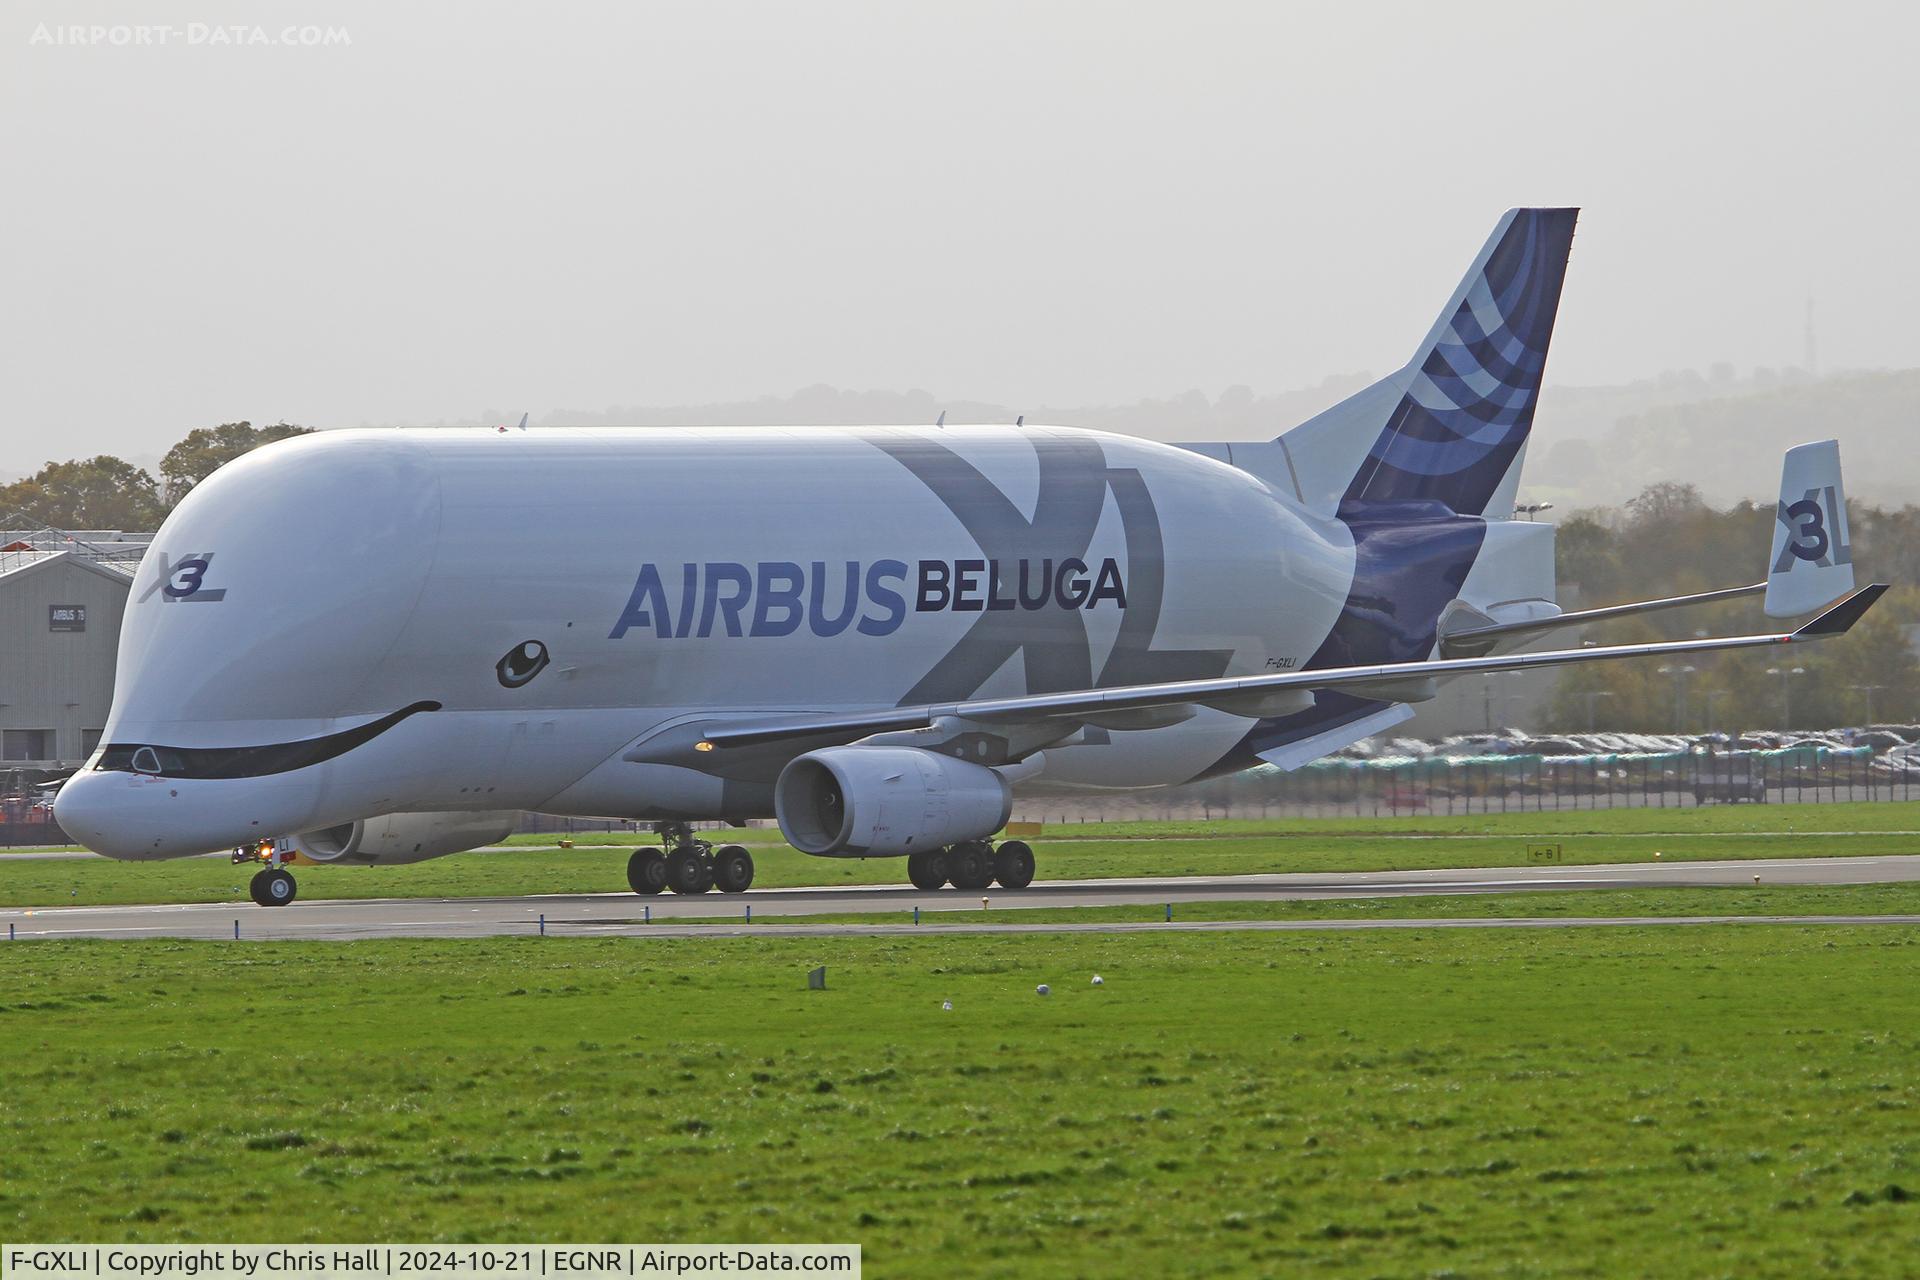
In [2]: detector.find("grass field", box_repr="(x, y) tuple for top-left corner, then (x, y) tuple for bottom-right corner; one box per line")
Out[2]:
(4, 927), (1918, 1275)
(6, 801), (1920, 908)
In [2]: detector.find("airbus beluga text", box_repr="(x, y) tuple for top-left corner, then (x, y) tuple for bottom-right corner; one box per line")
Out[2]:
(55, 209), (1880, 906)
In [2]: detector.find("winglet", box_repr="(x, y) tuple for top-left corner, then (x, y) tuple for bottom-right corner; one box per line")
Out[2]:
(1791, 583), (1887, 639)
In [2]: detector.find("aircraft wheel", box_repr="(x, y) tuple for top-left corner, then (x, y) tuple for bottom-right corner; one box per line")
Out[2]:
(713, 845), (754, 893)
(627, 849), (668, 895)
(666, 849), (708, 894)
(946, 841), (994, 891)
(907, 849), (949, 891)
(993, 840), (1035, 889)
(252, 868), (297, 907)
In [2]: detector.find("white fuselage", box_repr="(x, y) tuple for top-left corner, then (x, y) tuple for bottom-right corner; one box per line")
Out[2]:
(57, 425), (1377, 859)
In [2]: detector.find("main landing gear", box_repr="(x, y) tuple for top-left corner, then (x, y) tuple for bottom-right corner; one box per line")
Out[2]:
(233, 840), (298, 907)
(906, 839), (1035, 892)
(627, 822), (754, 896)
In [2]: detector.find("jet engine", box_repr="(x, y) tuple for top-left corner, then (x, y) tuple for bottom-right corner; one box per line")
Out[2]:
(775, 746), (1013, 857)
(290, 810), (519, 866)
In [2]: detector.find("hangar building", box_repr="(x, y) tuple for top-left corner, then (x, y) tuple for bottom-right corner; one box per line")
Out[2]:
(0, 529), (150, 778)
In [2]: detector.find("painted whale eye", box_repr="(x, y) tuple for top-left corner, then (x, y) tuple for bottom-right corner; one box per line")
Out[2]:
(496, 640), (550, 688)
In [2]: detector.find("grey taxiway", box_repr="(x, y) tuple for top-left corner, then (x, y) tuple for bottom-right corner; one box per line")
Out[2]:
(5, 853), (1920, 941)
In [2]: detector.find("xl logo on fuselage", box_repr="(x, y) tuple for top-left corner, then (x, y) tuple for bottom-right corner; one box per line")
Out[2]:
(608, 432), (1235, 704)
(867, 434), (1232, 703)
(137, 551), (227, 603)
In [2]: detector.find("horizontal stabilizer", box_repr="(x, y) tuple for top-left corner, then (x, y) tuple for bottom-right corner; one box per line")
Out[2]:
(1440, 582), (1765, 657)
(1792, 582), (1884, 637)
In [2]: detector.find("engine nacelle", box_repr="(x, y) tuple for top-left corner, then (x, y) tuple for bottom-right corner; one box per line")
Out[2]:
(290, 810), (519, 866)
(775, 747), (1012, 857)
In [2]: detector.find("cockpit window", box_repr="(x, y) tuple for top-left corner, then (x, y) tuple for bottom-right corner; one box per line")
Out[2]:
(94, 701), (440, 780)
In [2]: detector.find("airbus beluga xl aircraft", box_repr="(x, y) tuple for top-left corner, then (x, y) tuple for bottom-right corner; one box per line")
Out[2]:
(56, 208), (1880, 905)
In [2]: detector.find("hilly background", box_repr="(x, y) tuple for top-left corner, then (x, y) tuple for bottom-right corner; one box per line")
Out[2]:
(424, 364), (1916, 512)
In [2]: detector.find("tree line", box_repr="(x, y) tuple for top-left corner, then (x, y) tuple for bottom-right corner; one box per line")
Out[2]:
(1548, 481), (1920, 733)
(0, 422), (311, 530)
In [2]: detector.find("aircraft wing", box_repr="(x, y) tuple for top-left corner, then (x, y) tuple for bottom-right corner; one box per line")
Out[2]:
(696, 584), (1886, 752)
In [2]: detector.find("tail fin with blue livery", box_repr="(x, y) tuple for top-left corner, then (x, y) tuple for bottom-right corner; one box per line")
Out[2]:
(1190, 208), (1579, 520)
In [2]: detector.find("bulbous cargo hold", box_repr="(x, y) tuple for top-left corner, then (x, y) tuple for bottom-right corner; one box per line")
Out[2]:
(775, 747), (1014, 856)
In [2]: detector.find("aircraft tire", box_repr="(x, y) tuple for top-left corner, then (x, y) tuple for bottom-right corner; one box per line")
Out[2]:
(906, 850), (949, 891)
(255, 868), (297, 908)
(627, 849), (668, 895)
(666, 849), (707, 894)
(992, 840), (1035, 890)
(714, 845), (754, 893)
(947, 841), (994, 891)
(248, 869), (270, 906)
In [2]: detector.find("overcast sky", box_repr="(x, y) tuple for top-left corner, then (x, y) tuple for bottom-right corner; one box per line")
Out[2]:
(3, 0), (1914, 462)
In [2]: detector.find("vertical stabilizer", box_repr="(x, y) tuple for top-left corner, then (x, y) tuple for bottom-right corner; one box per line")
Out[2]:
(1268, 208), (1578, 519)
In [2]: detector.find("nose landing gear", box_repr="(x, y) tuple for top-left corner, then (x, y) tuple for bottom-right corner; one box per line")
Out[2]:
(629, 822), (754, 895)
(906, 838), (1035, 891)
(233, 840), (299, 907)
(251, 868), (297, 906)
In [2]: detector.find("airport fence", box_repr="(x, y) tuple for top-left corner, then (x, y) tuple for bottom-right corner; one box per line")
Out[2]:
(1007, 743), (1920, 824)
(510, 742), (1920, 834)
(0, 818), (69, 848)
